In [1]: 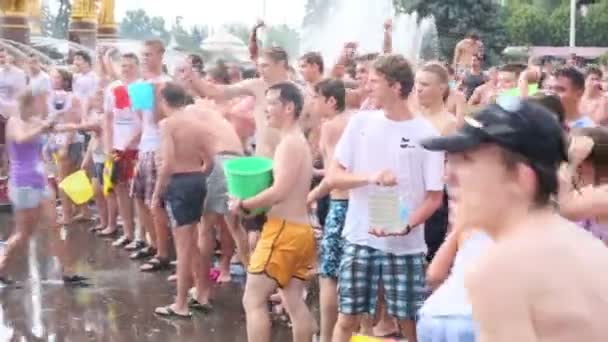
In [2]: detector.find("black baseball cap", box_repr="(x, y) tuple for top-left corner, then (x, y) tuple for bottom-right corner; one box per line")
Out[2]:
(421, 98), (567, 166)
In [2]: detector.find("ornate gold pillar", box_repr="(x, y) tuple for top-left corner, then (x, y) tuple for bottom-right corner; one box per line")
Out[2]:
(27, 0), (42, 36)
(0, 0), (30, 44)
(69, 0), (98, 48)
(97, 0), (117, 40)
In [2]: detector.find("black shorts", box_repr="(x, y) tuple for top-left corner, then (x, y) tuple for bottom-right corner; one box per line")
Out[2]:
(165, 172), (207, 228)
(424, 189), (449, 261)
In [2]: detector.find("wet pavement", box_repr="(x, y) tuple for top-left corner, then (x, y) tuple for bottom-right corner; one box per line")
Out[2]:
(0, 211), (295, 341)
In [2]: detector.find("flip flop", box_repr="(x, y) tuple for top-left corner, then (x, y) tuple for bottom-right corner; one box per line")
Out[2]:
(140, 257), (171, 272)
(112, 236), (131, 248)
(89, 223), (106, 233)
(125, 240), (146, 251)
(130, 246), (156, 260)
(97, 229), (119, 238)
(62, 274), (92, 287)
(188, 298), (213, 312)
(154, 305), (192, 319)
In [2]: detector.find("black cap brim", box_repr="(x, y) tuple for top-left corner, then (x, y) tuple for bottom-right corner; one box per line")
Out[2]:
(421, 132), (484, 153)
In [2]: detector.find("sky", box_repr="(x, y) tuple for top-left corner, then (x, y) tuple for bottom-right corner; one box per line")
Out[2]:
(114, 0), (306, 29)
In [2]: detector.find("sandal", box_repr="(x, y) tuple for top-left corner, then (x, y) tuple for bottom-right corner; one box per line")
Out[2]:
(125, 240), (146, 251)
(188, 298), (213, 312)
(89, 223), (106, 233)
(154, 305), (192, 319)
(97, 229), (118, 238)
(112, 235), (131, 248)
(140, 257), (171, 272)
(130, 246), (157, 260)
(62, 274), (91, 287)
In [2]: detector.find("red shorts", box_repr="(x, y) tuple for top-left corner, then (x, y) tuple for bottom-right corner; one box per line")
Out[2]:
(112, 149), (138, 184)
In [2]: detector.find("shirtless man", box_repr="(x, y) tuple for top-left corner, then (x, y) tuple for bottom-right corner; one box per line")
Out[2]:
(306, 79), (352, 342)
(186, 98), (248, 302)
(422, 99), (608, 342)
(152, 83), (213, 319)
(453, 32), (484, 72)
(72, 51), (99, 110)
(190, 46), (289, 248)
(549, 66), (595, 130)
(229, 82), (316, 342)
(581, 66), (608, 125)
(299, 52), (324, 93)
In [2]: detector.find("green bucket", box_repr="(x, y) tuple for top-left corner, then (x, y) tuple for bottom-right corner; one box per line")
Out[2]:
(224, 157), (274, 215)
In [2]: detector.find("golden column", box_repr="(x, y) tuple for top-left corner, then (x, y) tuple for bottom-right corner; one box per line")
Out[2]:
(27, 0), (42, 36)
(0, 0), (30, 44)
(69, 0), (98, 48)
(97, 0), (117, 39)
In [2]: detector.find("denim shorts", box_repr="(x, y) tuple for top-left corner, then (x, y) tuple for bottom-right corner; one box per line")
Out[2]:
(9, 185), (51, 210)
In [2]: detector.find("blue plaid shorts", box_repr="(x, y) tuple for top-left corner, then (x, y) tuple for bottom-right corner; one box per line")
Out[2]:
(338, 243), (427, 320)
(318, 199), (348, 279)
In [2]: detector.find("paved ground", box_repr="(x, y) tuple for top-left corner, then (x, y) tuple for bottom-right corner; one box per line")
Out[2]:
(0, 211), (294, 341)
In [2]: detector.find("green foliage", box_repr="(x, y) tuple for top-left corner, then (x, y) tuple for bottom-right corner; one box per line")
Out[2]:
(505, 4), (551, 45)
(52, 0), (71, 39)
(119, 9), (171, 43)
(264, 25), (301, 60)
(579, 1), (608, 46)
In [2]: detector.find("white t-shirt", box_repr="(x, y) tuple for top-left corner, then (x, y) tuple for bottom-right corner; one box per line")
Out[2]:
(29, 71), (51, 94)
(139, 74), (171, 152)
(334, 110), (445, 255)
(104, 80), (141, 150)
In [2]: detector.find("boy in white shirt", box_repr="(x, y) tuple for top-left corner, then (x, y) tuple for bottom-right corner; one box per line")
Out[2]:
(328, 54), (445, 342)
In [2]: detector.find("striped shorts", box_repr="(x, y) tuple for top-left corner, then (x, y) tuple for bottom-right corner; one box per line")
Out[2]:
(338, 243), (427, 321)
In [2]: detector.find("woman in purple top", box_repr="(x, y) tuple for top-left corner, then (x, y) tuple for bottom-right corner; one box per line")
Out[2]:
(558, 127), (608, 245)
(0, 87), (54, 284)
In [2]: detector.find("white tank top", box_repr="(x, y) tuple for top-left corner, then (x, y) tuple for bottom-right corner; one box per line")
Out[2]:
(48, 91), (82, 145)
(138, 74), (170, 152)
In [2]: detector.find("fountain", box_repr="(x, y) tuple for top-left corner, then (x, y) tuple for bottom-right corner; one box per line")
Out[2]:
(301, 0), (439, 66)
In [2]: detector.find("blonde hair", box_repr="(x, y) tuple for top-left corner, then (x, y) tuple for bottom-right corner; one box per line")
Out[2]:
(420, 62), (450, 101)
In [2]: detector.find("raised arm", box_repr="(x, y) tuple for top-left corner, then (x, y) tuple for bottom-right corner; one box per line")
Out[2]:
(6, 117), (50, 144)
(249, 19), (265, 62)
(190, 74), (256, 101)
(382, 18), (393, 55)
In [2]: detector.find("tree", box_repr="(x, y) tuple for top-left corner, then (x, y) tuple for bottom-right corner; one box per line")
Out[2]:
(119, 9), (170, 43)
(224, 22), (250, 43)
(505, 4), (552, 45)
(395, 0), (508, 65)
(264, 24), (301, 59)
(580, 0), (608, 46)
(52, 0), (71, 39)
(171, 17), (208, 51)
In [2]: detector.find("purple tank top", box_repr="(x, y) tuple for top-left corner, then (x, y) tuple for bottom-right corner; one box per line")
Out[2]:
(579, 219), (608, 242)
(8, 138), (45, 188)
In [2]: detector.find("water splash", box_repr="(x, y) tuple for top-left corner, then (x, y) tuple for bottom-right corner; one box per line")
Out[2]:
(301, 0), (439, 66)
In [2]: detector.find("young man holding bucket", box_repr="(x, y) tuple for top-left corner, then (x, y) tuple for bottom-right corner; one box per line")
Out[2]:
(228, 82), (316, 342)
(328, 55), (444, 342)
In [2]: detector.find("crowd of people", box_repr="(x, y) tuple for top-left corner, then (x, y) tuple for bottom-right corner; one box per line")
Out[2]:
(0, 19), (608, 342)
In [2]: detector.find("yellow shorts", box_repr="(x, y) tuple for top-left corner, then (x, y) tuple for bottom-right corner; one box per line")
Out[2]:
(248, 217), (316, 288)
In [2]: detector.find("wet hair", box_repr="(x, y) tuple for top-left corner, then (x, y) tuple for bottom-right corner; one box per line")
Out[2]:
(315, 78), (346, 112)
(499, 147), (559, 207)
(74, 50), (92, 66)
(121, 52), (139, 64)
(572, 127), (608, 167)
(188, 54), (204, 76)
(553, 66), (585, 91)
(585, 65), (603, 79)
(355, 53), (379, 64)
(372, 54), (415, 99)
(144, 39), (166, 54)
(300, 52), (324, 74)
(261, 46), (289, 69)
(466, 31), (480, 40)
(207, 60), (230, 85)
(499, 64), (526, 79)
(242, 68), (258, 79)
(420, 62), (450, 101)
(55, 68), (73, 92)
(161, 82), (189, 108)
(266, 82), (304, 118)
(530, 92), (566, 126)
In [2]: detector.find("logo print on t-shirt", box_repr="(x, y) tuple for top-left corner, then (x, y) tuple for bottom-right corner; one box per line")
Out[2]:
(400, 137), (414, 149)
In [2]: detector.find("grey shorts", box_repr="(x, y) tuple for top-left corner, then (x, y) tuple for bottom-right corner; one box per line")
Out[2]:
(9, 185), (51, 210)
(204, 153), (240, 215)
